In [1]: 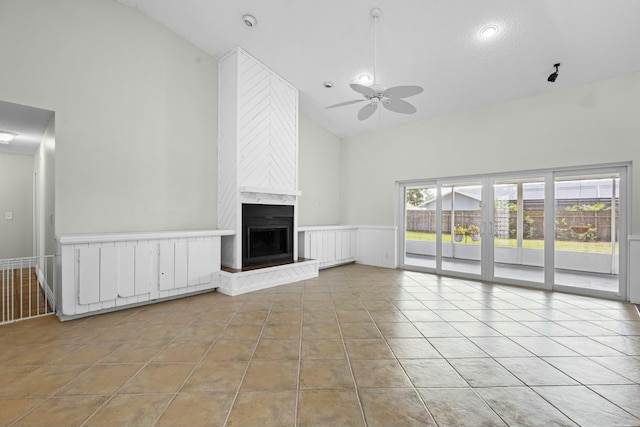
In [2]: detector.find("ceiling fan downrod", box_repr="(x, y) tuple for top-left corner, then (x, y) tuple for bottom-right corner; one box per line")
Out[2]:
(372, 8), (380, 86)
(324, 7), (424, 121)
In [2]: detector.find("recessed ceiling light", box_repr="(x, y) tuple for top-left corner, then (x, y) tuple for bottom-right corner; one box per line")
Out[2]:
(358, 74), (371, 84)
(323, 81), (333, 88)
(480, 25), (498, 38)
(0, 131), (16, 143)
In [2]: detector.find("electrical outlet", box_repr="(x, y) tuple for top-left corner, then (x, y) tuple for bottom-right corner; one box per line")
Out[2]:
(4, 212), (13, 220)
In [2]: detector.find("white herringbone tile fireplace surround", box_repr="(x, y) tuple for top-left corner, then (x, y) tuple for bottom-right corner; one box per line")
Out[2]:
(217, 48), (318, 295)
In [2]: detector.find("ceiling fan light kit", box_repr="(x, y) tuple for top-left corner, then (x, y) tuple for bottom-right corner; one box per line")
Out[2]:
(358, 74), (372, 84)
(326, 8), (423, 120)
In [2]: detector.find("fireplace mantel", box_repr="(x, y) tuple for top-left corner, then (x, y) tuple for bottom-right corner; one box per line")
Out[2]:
(239, 186), (302, 197)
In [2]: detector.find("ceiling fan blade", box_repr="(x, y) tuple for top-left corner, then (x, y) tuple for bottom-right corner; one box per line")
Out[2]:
(383, 98), (417, 114)
(383, 85), (424, 99)
(358, 102), (378, 120)
(350, 83), (377, 97)
(325, 99), (366, 109)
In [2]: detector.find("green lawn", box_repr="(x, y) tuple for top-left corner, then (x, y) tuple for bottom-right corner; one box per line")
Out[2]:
(406, 231), (617, 253)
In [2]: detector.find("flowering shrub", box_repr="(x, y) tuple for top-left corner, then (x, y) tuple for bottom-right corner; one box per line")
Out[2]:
(467, 224), (480, 235)
(454, 225), (467, 235)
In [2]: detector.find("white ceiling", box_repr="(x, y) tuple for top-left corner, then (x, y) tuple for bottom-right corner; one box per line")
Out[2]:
(117, 0), (640, 138)
(3, 1), (639, 147)
(0, 101), (53, 156)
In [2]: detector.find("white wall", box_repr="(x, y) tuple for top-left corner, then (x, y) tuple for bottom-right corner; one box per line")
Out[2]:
(34, 118), (56, 258)
(341, 72), (640, 234)
(0, 0), (218, 234)
(5, 0), (636, 254)
(357, 226), (397, 269)
(298, 115), (342, 226)
(1, 0), (343, 236)
(0, 153), (33, 258)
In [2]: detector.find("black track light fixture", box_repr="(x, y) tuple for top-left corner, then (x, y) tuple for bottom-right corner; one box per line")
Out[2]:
(547, 63), (560, 83)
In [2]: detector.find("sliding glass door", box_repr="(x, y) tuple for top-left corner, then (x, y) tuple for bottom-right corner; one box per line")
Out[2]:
(553, 170), (623, 296)
(404, 184), (438, 270)
(399, 164), (628, 300)
(401, 179), (485, 280)
(439, 180), (483, 278)
(492, 177), (546, 285)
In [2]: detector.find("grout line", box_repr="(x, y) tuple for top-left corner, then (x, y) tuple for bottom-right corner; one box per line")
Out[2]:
(5, 313), (139, 426)
(54, 300), (210, 426)
(9, 338), (132, 427)
(583, 384), (640, 422)
(333, 277), (369, 427)
(360, 275), (441, 426)
(527, 384), (586, 426)
(293, 282), (306, 427)
(220, 297), (274, 427)
(148, 295), (237, 427)
(78, 312), (198, 427)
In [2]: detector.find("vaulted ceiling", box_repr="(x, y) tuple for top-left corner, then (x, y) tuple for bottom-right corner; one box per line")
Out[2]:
(3, 0), (640, 153)
(117, 0), (640, 137)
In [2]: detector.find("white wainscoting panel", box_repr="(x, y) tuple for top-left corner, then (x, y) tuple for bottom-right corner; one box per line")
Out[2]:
(357, 226), (398, 269)
(188, 240), (216, 286)
(175, 241), (188, 289)
(117, 245), (135, 298)
(134, 244), (153, 296)
(159, 242), (175, 291)
(57, 230), (232, 320)
(99, 246), (119, 302)
(78, 247), (100, 305)
(298, 226), (357, 269)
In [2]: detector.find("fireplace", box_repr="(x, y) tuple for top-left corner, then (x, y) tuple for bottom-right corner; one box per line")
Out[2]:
(242, 204), (294, 268)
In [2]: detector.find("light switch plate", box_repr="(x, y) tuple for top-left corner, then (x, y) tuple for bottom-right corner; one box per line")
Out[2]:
(4, 212), (13, 220)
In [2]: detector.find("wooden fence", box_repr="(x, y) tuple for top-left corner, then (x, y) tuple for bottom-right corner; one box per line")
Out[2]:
(406, 210), (618, 241)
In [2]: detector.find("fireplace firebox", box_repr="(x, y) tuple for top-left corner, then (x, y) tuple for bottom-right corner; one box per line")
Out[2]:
(242, 204), (294, 268)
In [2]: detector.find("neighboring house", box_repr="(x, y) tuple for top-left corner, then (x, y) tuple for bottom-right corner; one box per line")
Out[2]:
(417, 180), (618, 211)
(419, 188), (481, 211)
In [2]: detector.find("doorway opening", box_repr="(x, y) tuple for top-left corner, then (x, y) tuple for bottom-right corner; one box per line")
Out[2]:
(0, 100), (56, 323)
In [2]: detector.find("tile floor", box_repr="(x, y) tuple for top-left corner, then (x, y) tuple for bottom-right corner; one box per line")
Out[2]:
(405, 255), (619, 292)
(1, 264), (639, 427)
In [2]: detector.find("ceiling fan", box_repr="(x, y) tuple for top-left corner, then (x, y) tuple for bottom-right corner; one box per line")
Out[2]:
(326, 8), (423, 121)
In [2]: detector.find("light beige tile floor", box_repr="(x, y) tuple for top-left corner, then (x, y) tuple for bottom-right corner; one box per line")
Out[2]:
(1, 264), (639, 426)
